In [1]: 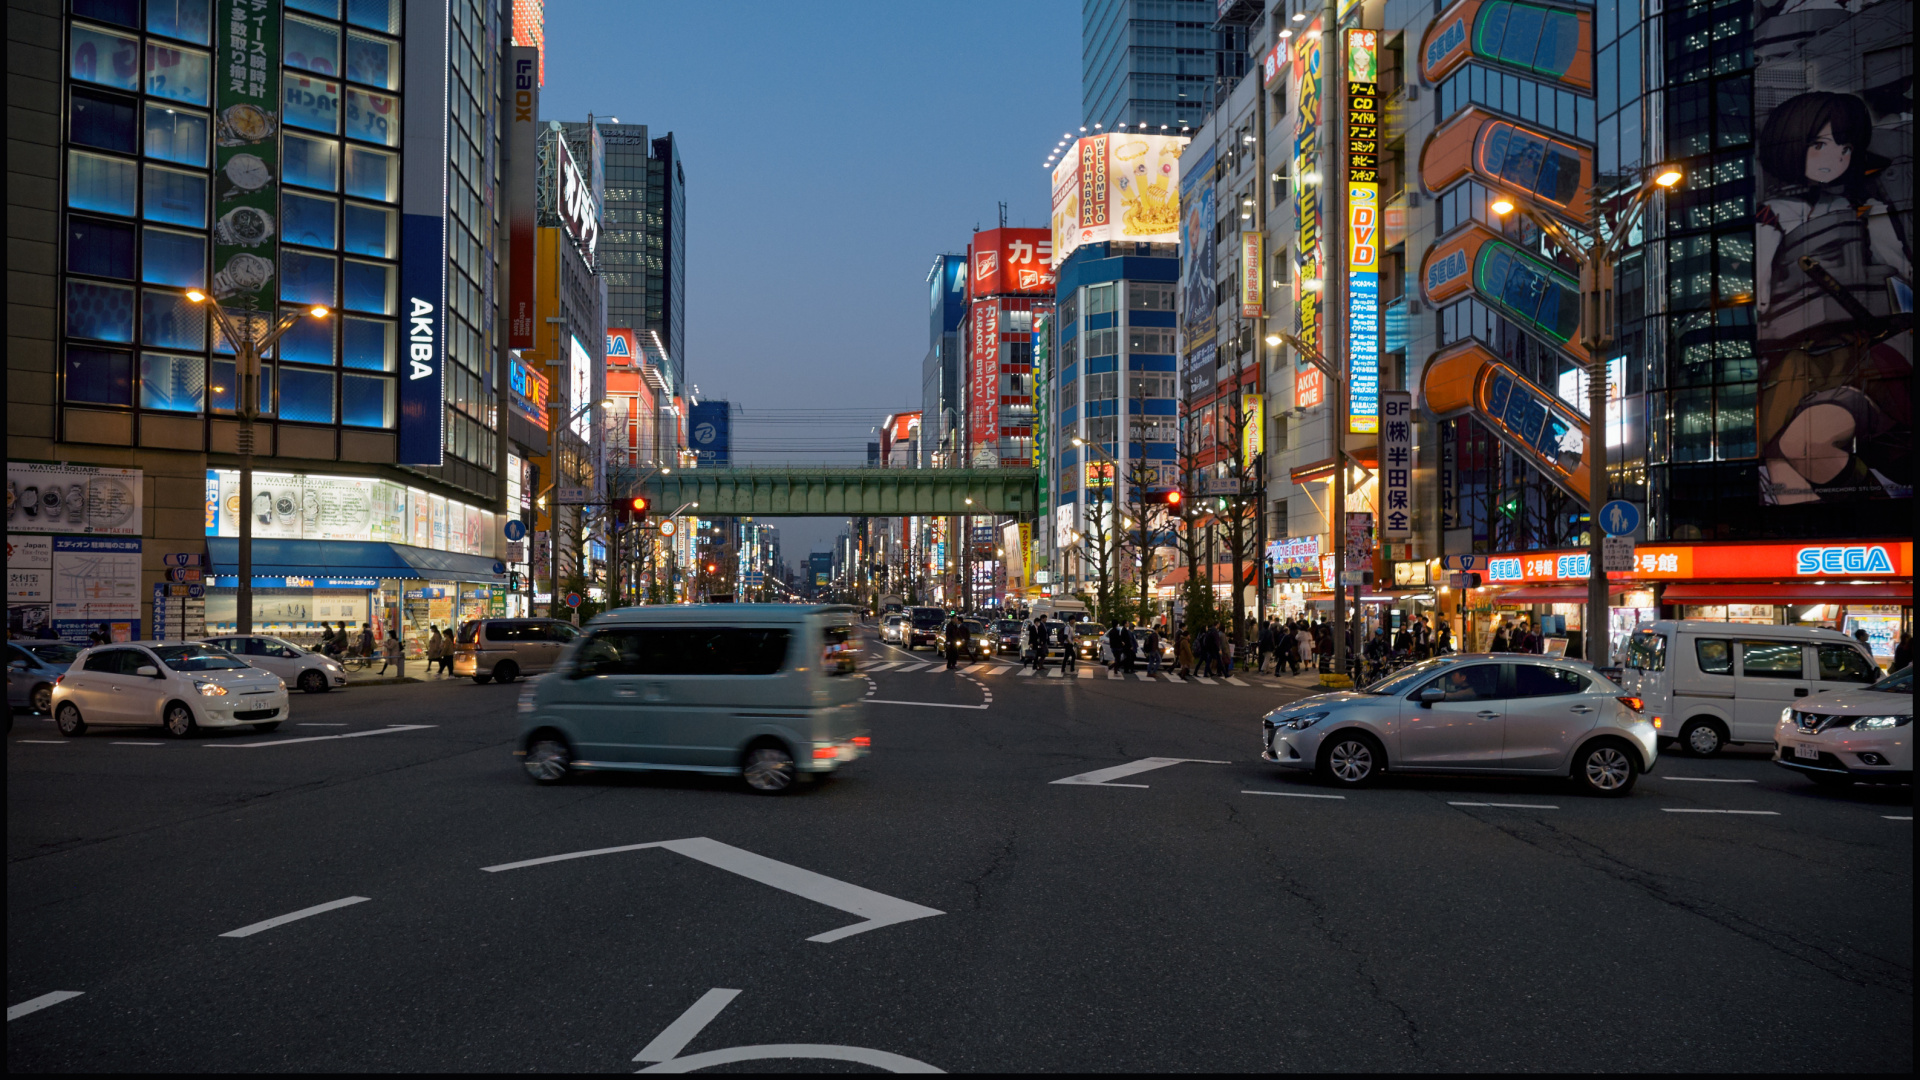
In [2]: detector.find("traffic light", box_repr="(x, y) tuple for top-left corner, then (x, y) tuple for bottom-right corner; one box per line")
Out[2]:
(614, 495), (649, 531)
(1144, 489), (1182, 507)
(629, 495), (649, 519)
(1496, 495), (1522, 519)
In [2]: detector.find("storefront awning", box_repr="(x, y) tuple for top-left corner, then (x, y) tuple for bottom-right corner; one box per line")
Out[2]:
(1496, 586), (1629, 602)
(208, 539), (505, 583)
(1662, 582), (1913, 604)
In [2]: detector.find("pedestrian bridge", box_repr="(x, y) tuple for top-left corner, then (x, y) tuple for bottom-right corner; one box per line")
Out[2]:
(641, 467), (1040, 517)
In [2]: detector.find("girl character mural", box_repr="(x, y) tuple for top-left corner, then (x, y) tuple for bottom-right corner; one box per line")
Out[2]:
(1754, 90), (1912, 505)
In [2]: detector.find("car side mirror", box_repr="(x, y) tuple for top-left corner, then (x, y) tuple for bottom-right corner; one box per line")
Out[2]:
(136, 665), (161, 678)
(1418, 686), (1445, 707)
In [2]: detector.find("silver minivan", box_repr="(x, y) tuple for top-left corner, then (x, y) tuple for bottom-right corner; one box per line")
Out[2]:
(515, 604), (869, 793)
(455, 618), (582, 683)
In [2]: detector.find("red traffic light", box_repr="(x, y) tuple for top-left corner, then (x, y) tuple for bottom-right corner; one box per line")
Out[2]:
(629, 496), (649, 514)
(1165, 490), (1182, 506)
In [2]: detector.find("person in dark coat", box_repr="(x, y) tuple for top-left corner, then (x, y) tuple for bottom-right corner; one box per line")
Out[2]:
(943, 613), (965, 670)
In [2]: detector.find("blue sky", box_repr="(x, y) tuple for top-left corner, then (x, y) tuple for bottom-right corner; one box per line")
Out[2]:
(539, 1), (1080, 560)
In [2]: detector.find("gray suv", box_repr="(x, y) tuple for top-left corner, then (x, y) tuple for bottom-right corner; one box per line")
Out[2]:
(454, 618), (581, 683)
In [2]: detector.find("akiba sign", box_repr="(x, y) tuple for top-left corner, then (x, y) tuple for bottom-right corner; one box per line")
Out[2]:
(398, 0), (449, 464)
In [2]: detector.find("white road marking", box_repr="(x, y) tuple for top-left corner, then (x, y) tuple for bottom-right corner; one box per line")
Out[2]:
(1047, 668), (1063, 678)
(1449, 801), (1559, 810)
(1051, 757), (1231, 788)
(484, 837), (943, 943)
(1076, 667), (1093, 678)
(1017, 668), (1035, 677)
(15, 740), (66, 744)
(1660, 808), (1780, 816)
(863, 662), (901, 672)
(219, 895), (371, 938)
(1883, 815), (1912, 821)
(1163, 673), (1185, 683)
(1660, 777), (1756, 783)
(207, 724), (435, 748)
(1133, 671), (1152, 681)
(638, 1044), (944, 1073)
(634, 988), (741, 1062)
(111, 741), (165, 746)
(1242, 789), (1346, 800)
(1192, 675), (1217, 685)
(8, 991), (83, 1022)
(895, 663), (930, 673)
(296, 723), (349, 727)
(962, 663), (990, 673)
(990, 666), (1016, 676)
(1225, 677), (1249, 686)
(865, 699), (989, 710)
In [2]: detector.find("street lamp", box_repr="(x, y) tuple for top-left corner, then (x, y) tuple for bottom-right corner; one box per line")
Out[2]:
(185, 290), (330, 635)
(1490, 163), (1683, 661)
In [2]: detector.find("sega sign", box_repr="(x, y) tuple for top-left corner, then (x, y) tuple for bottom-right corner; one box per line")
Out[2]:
(1795, 545), (1896, 575)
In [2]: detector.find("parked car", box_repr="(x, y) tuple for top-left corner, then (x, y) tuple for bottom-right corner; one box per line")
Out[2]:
(197, 634), (347, 693)
(1617, 620), (1882, 757)
(453, 618), (583, 683)
(50, 642), (289, 737)
(905, 606), (947, 651)
(991, 619), (1027, 656)
(516, 603), (869, 793)
(1261, 654), (1658, 796)
(7, 640), (80, 716)
(1773, 666), (1911, 787)
(881, 614), (908, 645)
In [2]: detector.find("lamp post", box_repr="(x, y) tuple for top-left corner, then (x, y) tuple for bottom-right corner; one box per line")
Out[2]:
(186, 290), (329, 635)
(1490, 164), (1682, 662)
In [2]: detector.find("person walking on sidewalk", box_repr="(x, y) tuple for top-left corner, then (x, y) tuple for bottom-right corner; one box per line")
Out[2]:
(377, 628), (401, 675)
(356, 623), (375, 658)
(425, 627), (444, 677)
(438, 625), (455, 675)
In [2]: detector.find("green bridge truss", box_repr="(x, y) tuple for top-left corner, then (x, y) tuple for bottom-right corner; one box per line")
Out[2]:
(640, 467), (1041, 517)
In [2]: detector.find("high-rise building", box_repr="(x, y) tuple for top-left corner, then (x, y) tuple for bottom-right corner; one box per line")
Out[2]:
(576, 122), (684, 395)
(1082, 0), (1225, 131)
(923, 254), (966, 466)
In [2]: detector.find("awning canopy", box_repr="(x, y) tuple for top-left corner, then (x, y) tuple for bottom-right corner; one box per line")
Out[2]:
(1662, 582), (1913, 604)
(208, 539), (504, 583)
(1156, 563), (1253, 589)
(1495, 586), (1630, 603)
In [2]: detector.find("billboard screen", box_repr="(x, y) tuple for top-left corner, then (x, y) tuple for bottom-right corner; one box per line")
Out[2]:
(1347, 29), (1382, 435)
(1050, 133), (1187, 267)
(689, 400), (730, 465)
(971, 228), (1055, 296)
(1178, 145), (1217, 356)
(212, 0), (279, 321)
(508, 357), (549, 428)
(567, 333), (593, 441)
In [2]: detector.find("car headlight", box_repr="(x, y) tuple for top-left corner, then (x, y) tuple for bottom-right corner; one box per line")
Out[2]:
(1780, 706), (1792, 725)
(196, 682), (228, 697)
(1273, 711), (1329, 730)
(1850, 715), (1911, 730)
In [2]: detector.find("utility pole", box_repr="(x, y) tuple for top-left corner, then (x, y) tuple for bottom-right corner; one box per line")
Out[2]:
(1326, 0), (1350, 680)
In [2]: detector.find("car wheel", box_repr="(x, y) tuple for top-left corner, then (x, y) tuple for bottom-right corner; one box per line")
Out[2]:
(1573, 739), (1639, 797)
(472, 674), (492, 684)
(55, 703), (86, 737)
(523, 735), (571, 784)
(163, 701), (198, 738)
(252, 721), (281, 733)
(1680, 717), (1726, 757)
(298, 670), (329, 694)
(31, 683), (55, 715)
(743, 741), (797, 794)
(493, 661), (519, 684)
(1318, 731), (1383, 788)
(1806, 771), (1854, 789)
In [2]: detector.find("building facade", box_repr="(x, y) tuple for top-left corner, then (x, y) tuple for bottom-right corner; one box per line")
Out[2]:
(1082, 0), (1228, 131)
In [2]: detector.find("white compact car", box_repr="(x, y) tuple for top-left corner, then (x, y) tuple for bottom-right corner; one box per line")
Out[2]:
(52, 641), (290, 737)
(1774, 666), (1912, 787)
(198, 634), (347, 693)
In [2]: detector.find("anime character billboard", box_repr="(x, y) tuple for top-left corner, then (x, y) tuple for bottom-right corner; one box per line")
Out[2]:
(1753, 0), (1912, 504)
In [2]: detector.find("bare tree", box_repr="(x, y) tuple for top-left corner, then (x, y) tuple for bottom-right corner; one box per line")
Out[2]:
(1212, 392), (1262, 657)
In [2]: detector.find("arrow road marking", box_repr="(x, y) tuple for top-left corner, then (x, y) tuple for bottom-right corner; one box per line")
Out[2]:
(1050, 757), (1231, 788)
(635, 988), (741, 1062)
(1242, 789), (1346, 800)
(8, 991), (83, 1022)
(483, 837), (944, 943)
(207, 724), (435, 748)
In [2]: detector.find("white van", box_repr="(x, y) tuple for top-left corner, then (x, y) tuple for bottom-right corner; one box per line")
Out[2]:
(1618, 620), (1883, 756)
(1030, 597), (1088, 623)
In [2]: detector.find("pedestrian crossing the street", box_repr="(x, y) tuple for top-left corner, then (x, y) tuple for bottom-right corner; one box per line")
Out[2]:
(860, 660), (1297, 688)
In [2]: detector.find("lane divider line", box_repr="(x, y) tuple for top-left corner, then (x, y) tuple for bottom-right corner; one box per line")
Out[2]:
(1661, 777), (1757, 783)
(1449, 801), (1559, 810)
(110, 741), (165, 746)
(1885, 815), (1912, 821)
(1660, 808), (1780, 816)
(1242, 790), (1346, 800)
(8, 991), (83, 1022)
(207, 724), (435, 748)
(14, 740), (65, 745)
(220, 895), (371, 938)
(863, 699), (988, 710)
(1051, 757), (1230, 788)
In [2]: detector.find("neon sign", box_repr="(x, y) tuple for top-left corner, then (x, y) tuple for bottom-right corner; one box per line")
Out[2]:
(1795, 546), (1896, 575)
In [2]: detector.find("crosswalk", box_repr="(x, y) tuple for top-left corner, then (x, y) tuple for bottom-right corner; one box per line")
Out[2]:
(861, 659), (1281, 688)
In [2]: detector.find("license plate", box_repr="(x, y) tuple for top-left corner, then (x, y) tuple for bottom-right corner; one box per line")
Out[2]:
(1793, 743), (1819, 760)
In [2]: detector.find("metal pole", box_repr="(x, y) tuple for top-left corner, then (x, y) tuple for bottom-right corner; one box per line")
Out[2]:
(1585, 251), (1614, 664)
(236, 336), (257, 636)
(1328, 0), (1348, 678)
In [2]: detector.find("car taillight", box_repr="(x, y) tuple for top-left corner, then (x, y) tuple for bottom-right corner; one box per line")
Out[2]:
(852, 736), (871, 747)
(1651, 716), (1663, 729)
(54, 674), (64, 685)
(1617, 696), (1644, 713)
(812, 746), (838, 759)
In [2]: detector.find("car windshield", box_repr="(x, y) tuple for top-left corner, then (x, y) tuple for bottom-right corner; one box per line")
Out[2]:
(22, 643), (81, 664)
(1077, 625), (1104, 637)
(1363, 657), (1454, 695)
(151, 645), (250, 671)
(911, 608), (946, 628)
(994, 621), (1023, 632)
(963, 621), (985, 634)
(1867, 667), (1911, 692)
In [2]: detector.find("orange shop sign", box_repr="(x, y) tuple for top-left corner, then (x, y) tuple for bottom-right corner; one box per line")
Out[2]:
(1448, 540), (1913, 584)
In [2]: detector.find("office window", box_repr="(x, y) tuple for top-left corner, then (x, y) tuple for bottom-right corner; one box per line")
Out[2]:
(1086, 282), (1117, 315)
(1128, 282), (1175, 310)
(140, 226), (206, 287)
(68, 150), (137, 216)
(73, 0), (138, 27)
(344, 88), (398, 145)
(66, 280), (136, 342)
(209, 359), (272, 413)
(341, 315), (394, 370)
(284, 72), (343, 133)
(1087, 372), (1118, 400)
(64, 345), (135, 405)
(342, 258), (394, 313)
(277, 365), (334, 422)
(343, 145), (397, 202)
(142, 164), (207, 227)
(141, 288), (206, 349)
(1127, 328), (1176, 354)
(283, 132), (339, 190)
(287, 0), (340, 16)
(284, 16), (341, 77)
(144, 104), (208, 165)
(68, 216), (136, 279)
(71, 88), (138, 152)
(342, 202), (396, 256)
(147, 0), (211, 45)
(275, 306), (335, 365)
(71, 23), (140, 91)
(282, 191), (337, 248)
(345, 31), (399, 90)
(144, 43), (209, 106)
(1084, 328), (1119, 357)
(139, 352), (204, 411)
(341, 372), (393, 426)
(346, 0), (400, 34)
(280, 249), (337, 305)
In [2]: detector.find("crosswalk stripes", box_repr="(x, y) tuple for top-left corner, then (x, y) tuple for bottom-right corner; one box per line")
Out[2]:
(963, 663), (992, 673)
(1225, 677), (1249, 686)
(1163, 673), (1184, 683)
(865, 661), (901, 672)
(1191, 675), (1217, 684)
(1047, 668), (1063, 678)
(1017, 668), (1036, 677)
(1134, 671), (1152, 681)
(990, 666), (1017, 676)
(896, 662), (930, 673)
(865, 658), (1286, 688)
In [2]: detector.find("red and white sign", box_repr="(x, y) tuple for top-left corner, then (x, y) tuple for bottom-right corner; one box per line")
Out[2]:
(605, 328), (639, 367)
(970, 301), (1001, 450)
(1450, 540), (1914, 584)
(970, 228), (1055, 297)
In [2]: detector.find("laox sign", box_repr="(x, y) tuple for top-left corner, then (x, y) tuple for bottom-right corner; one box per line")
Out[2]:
(1795, 545), (1896, 575)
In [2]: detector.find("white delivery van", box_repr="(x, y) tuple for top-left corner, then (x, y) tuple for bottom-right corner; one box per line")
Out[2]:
(1030, 597), (1089, 623)
(1618, 620), (1883, 756)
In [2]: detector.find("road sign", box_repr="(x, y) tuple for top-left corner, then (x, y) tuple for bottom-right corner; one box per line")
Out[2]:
(1602, 535), (1637, 573)
(188, 584), (205, 598)
(659, 520), (677, 537)
(166, 567), (203, 583)
(163, 553), (206, 567)
(503, 519), (527, 542)
(491, 560), (507, 575)
(1599, 500), (1640, 537)
(505, 541), (525, 562)
(556, 486), (590, 504)
(565, 592), (581, 609)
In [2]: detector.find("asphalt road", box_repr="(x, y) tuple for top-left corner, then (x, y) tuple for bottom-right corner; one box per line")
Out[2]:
(7, 628), (1913, 1072)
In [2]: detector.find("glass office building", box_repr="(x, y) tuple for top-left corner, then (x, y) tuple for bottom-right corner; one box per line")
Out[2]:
(587, 122), (684, 394)
(1082, 0), (1222, 130)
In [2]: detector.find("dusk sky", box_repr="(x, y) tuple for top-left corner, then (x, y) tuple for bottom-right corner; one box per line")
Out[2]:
(540, 1), (1081, 560)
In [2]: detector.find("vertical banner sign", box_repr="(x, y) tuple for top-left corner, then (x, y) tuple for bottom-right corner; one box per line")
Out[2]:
(399, 0), (450, 464)
(508, 46), (538, 349)
(1033, 312), (1050, 538)
(1242, 393), (1264, 462)
(1380, 390), (1412, 539)
(1240, 232), (1264, 318)
(970, 301), (1000, 456)
(1292, 20), (1324, 360)
(212, 0), (279, 318)
(1345, 28), (1382, 436)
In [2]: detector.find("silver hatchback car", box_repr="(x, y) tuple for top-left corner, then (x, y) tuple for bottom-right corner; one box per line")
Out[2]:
(1262, 655), (1658, 796)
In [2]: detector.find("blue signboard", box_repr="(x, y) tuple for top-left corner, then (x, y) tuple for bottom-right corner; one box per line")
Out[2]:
(689, 400), (730, 465)
(1599, 500), (1640, 537)
(397, 0), (449, 464)
(503, 518), (527, 542)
